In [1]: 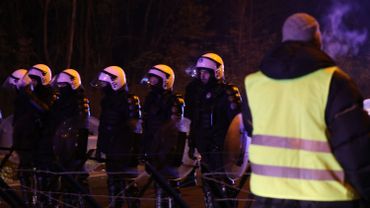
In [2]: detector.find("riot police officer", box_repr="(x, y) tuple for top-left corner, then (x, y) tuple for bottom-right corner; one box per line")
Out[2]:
(186, 53), (242, 208)
(141, 64), (186, 208)
(3, 68), (35, 206)
(17, 64), (54, 206)
(48, 69), (90, 205)
(94, 66), (141, 208)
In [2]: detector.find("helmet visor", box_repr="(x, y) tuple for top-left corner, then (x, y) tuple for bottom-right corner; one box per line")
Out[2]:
(51, 72), (72, 89)
(140, 73), (163, 89)
(185, 65), (198, 78)
(90, 72), (112, 88)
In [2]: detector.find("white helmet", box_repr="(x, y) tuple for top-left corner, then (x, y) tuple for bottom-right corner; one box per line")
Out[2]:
(147, 64), (175, 90)
(6, 69), (28, 89)
(98, 66), (126, 91)
(364, 98), (370, 115)
(195, 53), (224, 80)
(28, 64), (52, 85)
(55, 69), (81, 90)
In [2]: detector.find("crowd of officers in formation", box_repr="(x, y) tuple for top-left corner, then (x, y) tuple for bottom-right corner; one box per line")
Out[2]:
(3, 51), (242, 208)
(3, 12), (370, 208)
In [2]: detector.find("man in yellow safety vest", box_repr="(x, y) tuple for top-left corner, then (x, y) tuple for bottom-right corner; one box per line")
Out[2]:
(243, 13), (370, 208)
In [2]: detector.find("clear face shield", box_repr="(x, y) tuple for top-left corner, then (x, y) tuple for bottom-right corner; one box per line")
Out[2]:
(140, 73), (163, 89)
(140, 74), (150, 86)
(90, 71), (113, 89)
(51, 72), (75, 89)
(184, 65), (199, 78)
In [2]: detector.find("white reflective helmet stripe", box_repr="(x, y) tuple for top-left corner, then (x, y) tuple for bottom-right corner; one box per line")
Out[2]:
(98, 72), (113, 83)
(148, 69), (168, 81)
(56, 73), (72, 83)
(28, 68), (45, 77)
(196, 57), (218, 70)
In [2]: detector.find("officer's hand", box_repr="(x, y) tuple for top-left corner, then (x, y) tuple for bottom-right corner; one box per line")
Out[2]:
(188, 147), (196, 160)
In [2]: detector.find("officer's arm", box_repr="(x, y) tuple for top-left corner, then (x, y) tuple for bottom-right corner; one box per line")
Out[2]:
(24, 86), (54, 112)
(127, 94), (142, 133)
(225, 84), (242, 121)
(171, 94), (185, 121)
(326, 71), (370, 200)
(77, 94), (90, 117)
(240, 84), (253, 137)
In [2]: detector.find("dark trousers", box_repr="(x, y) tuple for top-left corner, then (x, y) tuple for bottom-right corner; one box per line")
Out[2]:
(17, 150), (35, 206)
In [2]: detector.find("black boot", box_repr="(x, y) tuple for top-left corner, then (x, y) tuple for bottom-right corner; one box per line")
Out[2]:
(107, 176), (125, 208)
(169, 181), (181, 208)
(202, 181), (218, 208)
(155, 183), (165, 208)
(36, 173), (60, 208)
(223, 183), (238, 208)
(71, 173), (90, 207)
(125, 182), (140, 208)
(217, 183), (238, 208)
(36, 174), (48, 207)
(18, 174), (33, 207)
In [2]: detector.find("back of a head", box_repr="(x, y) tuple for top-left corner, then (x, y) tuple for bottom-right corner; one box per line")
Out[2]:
(282, 13), (322, 48)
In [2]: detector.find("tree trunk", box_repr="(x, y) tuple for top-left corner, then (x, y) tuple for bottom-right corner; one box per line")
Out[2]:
(140, 0), (154, 50)
(66, 0), (77, 68)
(43, 0), (51, 65)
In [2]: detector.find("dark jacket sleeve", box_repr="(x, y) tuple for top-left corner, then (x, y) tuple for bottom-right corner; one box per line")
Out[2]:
(224, 84), (242, 122)
(240, 82), (253, 137)
(326, 70), (370, 200)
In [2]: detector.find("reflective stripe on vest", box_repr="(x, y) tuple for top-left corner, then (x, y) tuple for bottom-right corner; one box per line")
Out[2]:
(245, 67), (358, 201)
(253, 135), (331, 153)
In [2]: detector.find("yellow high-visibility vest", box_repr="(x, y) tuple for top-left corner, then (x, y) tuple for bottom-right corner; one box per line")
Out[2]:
(245, 67), (358, 201)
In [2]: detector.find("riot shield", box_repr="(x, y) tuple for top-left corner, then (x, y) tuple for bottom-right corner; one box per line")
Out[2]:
(0, 115), (13, 153)
(147, 117), (197, 180)
(223, 113), (250, 181)
(53, 117), (88, 164)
